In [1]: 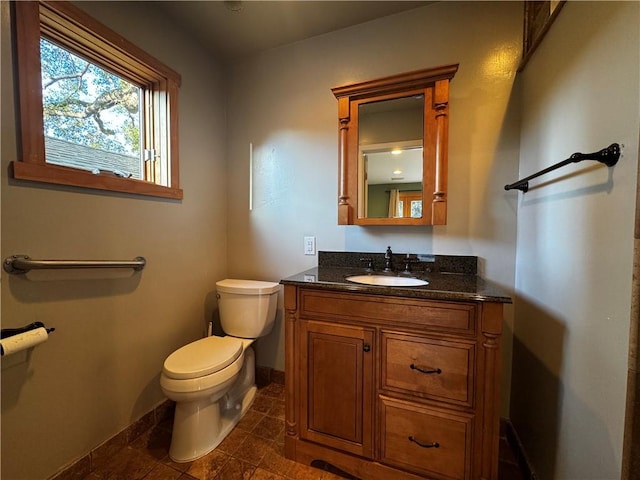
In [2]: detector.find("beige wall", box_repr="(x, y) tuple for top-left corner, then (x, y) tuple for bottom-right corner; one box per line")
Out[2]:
(6, 2), (636, 480)
(1, 2), (227, 478)
(225, 0), (522, 410)
(512, 2), (639, 478)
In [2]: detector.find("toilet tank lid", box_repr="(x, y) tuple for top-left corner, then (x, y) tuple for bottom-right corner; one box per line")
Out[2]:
(216, 279), (280, 295)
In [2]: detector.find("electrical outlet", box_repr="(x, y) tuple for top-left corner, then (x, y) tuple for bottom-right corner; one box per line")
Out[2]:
(304, 236), (316, 255)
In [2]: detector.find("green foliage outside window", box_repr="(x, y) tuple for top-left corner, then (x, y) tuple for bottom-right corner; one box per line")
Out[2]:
(40, 38), (141, 157)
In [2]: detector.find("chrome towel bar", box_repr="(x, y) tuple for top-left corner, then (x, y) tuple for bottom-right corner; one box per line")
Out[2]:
(3, 255), (146, 274)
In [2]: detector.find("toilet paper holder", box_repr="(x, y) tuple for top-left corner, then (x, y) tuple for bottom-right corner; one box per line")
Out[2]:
(1, 321), (55, 339)
(1, 321), (55, 356)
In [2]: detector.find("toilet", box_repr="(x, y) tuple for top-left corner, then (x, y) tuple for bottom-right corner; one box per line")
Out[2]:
(160, 279), (280, 462)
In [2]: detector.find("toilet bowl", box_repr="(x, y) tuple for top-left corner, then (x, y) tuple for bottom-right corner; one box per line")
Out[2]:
(160, 279), (280, 462)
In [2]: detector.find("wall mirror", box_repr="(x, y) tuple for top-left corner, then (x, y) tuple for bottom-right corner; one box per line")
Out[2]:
(332, 64), (458, 225)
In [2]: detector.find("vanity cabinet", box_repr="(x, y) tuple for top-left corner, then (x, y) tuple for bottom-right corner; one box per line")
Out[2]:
(284, 285), (504, 480)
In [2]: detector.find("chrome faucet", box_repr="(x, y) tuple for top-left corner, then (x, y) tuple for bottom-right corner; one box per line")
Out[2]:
(383, 246), (393, 272)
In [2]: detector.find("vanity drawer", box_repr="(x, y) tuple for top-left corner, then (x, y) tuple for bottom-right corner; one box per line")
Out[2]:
(379, 396), (472, 480)
(299, 289), (476, 335)
(381, 332), (475, 406)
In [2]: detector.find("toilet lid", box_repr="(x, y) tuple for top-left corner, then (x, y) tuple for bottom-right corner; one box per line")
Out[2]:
(163, 336), (243, 380)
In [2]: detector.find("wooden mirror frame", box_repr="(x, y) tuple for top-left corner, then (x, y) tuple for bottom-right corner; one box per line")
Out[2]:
(332, 64), (458, 226)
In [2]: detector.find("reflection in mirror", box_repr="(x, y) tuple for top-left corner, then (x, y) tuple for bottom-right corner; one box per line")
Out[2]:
(359, 142), (423, 218)
(358, 95), (424, 219)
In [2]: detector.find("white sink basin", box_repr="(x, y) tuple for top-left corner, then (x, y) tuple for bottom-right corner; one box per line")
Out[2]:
(345, 274), (429, 287)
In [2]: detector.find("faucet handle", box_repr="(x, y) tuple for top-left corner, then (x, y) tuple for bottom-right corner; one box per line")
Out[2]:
(402, 253), (418, 273)
(360, 257), (374, 271)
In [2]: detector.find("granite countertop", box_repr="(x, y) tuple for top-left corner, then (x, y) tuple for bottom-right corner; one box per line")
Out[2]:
(280, 252), (512, 303)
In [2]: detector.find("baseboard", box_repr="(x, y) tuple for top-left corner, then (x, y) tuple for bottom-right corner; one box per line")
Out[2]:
(49, 398), (174, 480)
(256, 365), (285, 386)
(501, 417), (537, 480)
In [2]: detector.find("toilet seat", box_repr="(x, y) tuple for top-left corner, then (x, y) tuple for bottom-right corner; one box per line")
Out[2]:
(163, 336), (243, 380)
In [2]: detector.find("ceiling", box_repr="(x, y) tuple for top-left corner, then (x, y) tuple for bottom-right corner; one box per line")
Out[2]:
(367, 147), (423, 185)
(157, 1), (432, 61)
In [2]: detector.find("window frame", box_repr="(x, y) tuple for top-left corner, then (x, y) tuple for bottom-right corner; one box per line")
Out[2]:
(11, 1), (183, 199)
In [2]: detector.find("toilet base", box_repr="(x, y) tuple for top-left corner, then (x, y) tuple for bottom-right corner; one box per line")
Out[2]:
(168, 347), (257, 463)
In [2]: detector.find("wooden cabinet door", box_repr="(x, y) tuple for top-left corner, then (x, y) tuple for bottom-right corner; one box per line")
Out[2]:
(299, 320), (374, 458)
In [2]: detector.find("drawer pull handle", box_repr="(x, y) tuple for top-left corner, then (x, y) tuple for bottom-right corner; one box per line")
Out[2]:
(363, 344), (371, 352)
(410, 364), (442, 375)
(408, 436), (440, 449)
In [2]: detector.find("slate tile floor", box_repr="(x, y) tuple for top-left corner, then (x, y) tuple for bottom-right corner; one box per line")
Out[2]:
(78, 379), (526, 480)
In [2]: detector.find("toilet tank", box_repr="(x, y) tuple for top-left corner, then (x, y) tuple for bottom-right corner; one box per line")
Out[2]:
(216, 279), (280, 338)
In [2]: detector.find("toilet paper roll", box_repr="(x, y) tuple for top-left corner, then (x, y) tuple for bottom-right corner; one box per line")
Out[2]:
(0, 327), (49, 356)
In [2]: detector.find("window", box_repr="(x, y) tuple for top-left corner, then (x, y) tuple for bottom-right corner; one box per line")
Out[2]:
(12, 1), (183, 199)
(397, 192), (422, 218)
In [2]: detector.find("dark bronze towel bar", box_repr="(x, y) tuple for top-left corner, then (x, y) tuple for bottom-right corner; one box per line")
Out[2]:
(504, 143), (621, 193)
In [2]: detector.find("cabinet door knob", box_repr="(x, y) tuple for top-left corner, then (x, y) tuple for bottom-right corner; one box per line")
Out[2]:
(363, 344), (371, 352)
(408, 436), (440, 449)
(410, 364), (442, 374)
